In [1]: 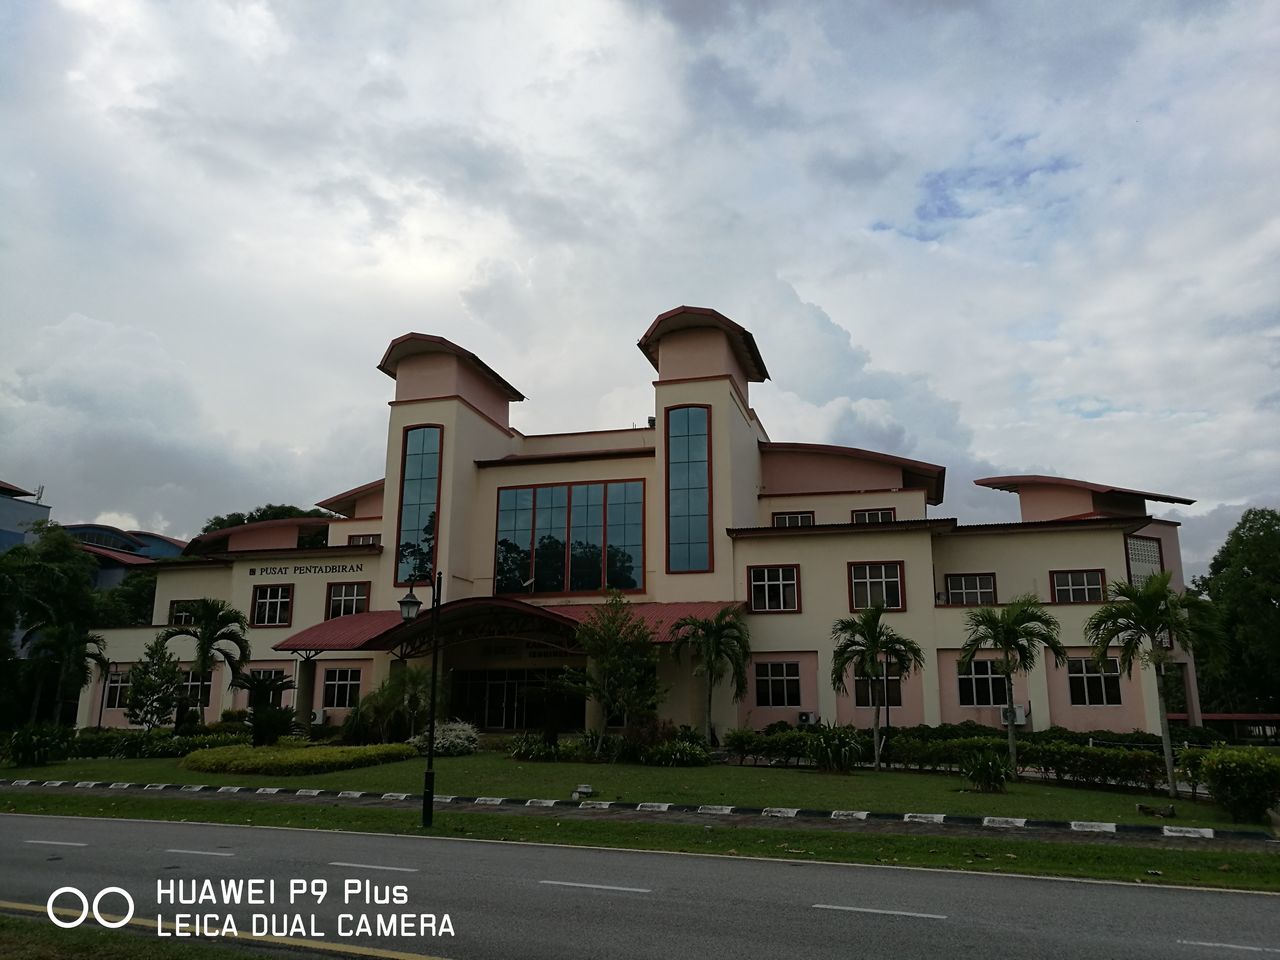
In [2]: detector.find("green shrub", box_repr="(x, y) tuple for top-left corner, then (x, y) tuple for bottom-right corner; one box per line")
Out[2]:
(205, 720), (248, 735)
(763, 729), (810, 766)
(1202, 747), (1280, 822)
(961, 748), (1013, 793)
(181, 743), (413, 776)
(806, 724), (865, 774)
(408, 721), (479, 757)
(1178, 747), (1208, 800)
(510, 733), (560, 762)
(308, 725), (343, 742)
(643, 740), (711, 767)
(3, 726), (74, 766)
(220, 709), (250, 723)
(723, 727), (763, 765)
(761, 720), (793, 736)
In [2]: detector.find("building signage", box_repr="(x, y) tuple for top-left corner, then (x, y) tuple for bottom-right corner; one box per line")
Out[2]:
(248, 563), (365, 576)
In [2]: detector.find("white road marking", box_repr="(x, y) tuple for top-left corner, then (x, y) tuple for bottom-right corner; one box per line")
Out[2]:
(328, 862), (417, 873)
(814, 904), (947, 920)
(24, 840), (87, 847)
(539, 880), (651, 894)
(1176, 940), (1280, 954)
(165, 849), (234, 857)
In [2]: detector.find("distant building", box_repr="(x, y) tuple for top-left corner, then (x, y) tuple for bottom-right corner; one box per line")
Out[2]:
(62, 524), (187, 590)
(77, 307), (1202, 734)
(0, 480), (51, 553)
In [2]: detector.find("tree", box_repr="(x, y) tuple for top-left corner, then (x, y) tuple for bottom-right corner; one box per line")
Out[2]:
(125, 636), (183, 730)
(2, 521), (103, 725)
(1191, 507), (1280, 712)
(564, 591), (663, 757)
(202, 504), (333, 548)
(830, 606), (925, 771)
(157, 598), (251, 725)
(93, 569), (158, 628)
(670, 605), (752, 745)
(1085, 570), (1197, 799)
(959, 595), (1066, 776)
(229, 671), (297, 746)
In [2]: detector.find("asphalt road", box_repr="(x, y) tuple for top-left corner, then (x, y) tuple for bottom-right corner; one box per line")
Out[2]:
(0, 813), (1277, 960)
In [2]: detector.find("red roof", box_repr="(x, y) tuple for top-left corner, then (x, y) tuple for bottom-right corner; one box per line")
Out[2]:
(637, 306), (770, 382)
(273, 611), (405, 652)
(974, 475), (1194, 506)
(542, 600), (743, 641)
(760, 441), (947, 505)
(377, 333), (525, 400)
(316, 479), (385, 515)
(184, 516), (331, 555)
(0, 480), (36, 498)
(79, 543), (155, 566)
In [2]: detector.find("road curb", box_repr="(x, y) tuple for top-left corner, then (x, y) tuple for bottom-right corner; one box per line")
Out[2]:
(1, 778), (1271, 842)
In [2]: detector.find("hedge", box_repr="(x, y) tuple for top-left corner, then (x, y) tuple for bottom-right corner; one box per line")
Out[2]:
(1201, 747), (1280, 822)
(181, 743), (415, 776)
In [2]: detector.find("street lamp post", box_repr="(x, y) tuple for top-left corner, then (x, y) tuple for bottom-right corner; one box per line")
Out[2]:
(399, 569), (444, 828)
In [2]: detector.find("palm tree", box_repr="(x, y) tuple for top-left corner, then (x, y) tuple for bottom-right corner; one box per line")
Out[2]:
(830, 606), (925, 771)
(158, 598), (251, 725)
(670, 606), (752, 744)
(1084, 570), (1195, 799)
(959, 595), (1066, 776)
(22, 624), (107, 725)
(229, 670), (297, 746)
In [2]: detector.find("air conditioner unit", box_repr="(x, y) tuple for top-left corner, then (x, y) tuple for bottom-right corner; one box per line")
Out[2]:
(309, 709), (326, 725)
(797, 711), (817, 726)
(999, 705), (1027, 726)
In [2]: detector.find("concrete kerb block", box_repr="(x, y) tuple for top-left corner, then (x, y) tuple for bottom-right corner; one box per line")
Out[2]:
(74, 781), (101, 789)
(1070, 821), (1117, 833)
(434, 795), (456, 804)
(697, 805), (735, 815)
(144, 783), (170, 791)
(473, 797), (504, 806)
(904, 813), (946, 824)
(983, 817), (1028, 829)
(180, 785), (207, 793)
(762, 807), (799, 818)
(256, 787), (281, 795)
(12, 780), (35, 787)
(830, 810), (869, 820)
(1162, 825), (1214, 839)
(637, 802), (671, 813)
(42, 781), (66, 787)
(337, 791), (364, 799)
(295, 789), (323, 797)
(217, 786), (242, 794)
(108, 782), (132, 790)
(526, 799), (556, 807)
(579, 801), (612, 810)
(381, 792), (410, 801)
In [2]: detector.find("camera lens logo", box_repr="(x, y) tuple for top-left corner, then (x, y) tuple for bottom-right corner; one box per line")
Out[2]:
(46, 886), (135, 929)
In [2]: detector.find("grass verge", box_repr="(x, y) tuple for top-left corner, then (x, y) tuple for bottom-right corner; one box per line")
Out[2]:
(3, 791), (1278, 893)
(3, 753), (1251, 829)
(0, 915), (265, 960)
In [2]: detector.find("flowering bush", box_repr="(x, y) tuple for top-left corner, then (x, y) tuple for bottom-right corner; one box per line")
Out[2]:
(409, 721), (479, 757)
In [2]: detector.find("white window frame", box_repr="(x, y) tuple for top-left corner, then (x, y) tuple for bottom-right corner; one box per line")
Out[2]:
(945, 573), (996, 606)
(252, 584), (293, 626)
(852, 508), (896, 524)
(168, 600), (197, 626)
(326, 582), (369, 620)
(849, 561), (905, 611)
(772, 512), (814, 528)
(348, 533), (382, 546)
(105, 672), (131, 709)
(749, 566), (800, 612)
(249, 668), (288, 708)
(853, 665), (902, 708)
(754, 661), (801, 707)
(1051, 570), (1105, 603)
(323, 668), (361, 709)
(180, 669), (212, 708)
(957, 660), (1009, 707)
(1068, 657), (1123, 706)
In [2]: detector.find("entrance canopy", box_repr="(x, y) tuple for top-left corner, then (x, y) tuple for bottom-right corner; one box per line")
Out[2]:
(272, 597), (742, 657)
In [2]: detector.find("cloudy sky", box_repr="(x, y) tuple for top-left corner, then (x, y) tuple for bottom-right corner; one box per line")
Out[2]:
(1, 0), (1276, 578)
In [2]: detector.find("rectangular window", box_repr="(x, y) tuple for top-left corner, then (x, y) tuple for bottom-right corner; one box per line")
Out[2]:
(105, 672), (131, 709)
(323, 668), (361, 709)
(180, 670), (212, 708)
(852, 508), (896, 524)
(1068, 657), (1122, 706)
(1051, 569), (1105, 603)
(495, 480), (644, 594)
(945, 573), (996, 606)
(666, 405), (711, 573)
(754, 661), (801, 707)
(326, 582), (369, 620)
(1126, 536), (1163, 585)
(396, 424), (443, 583)
(848, 561), (905, 611)
(772, 512), (814, 527)
(348, 533), (381, 546)
(249, 668), (288, 708)
(853, 665), (902, 708)
(168, 600), (197, 626)
(957, 660), (1009, 707)
(252, 584), (293, 626)
(749, 566), (800, 612)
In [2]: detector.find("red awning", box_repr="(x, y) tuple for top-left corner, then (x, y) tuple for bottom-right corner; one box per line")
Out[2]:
(273, 611), (405, 652)
(542, 600), (742, 641)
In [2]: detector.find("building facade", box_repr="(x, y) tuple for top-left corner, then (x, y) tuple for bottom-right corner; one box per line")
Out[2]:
(76, 307), (1202, 735)
(0, 480), (50, 553)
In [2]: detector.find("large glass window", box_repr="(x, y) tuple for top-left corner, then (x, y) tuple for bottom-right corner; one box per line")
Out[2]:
(1051, 570), (1105, 603)
(1068, 657), (1122, 706)
(755, 661), (801, 707)
(666, 405), (710, 572)
(848, 562), (905, 611)
(958, 660), (1008, 707)
(495, 481), (644, 594)
(396, 425), (443, 583)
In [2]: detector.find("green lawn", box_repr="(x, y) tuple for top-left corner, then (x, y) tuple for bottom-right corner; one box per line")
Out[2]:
(0, 915), (272, 960)
(4, 792), (1279, 893)
(3, 752), (1254, 829)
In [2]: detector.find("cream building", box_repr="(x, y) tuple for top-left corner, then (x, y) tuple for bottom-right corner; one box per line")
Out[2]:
(77, 306), (1201, 737)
